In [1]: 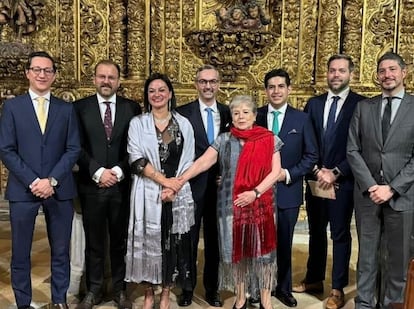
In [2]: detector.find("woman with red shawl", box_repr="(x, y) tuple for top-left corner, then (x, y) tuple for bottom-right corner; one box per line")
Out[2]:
(179, 95), (282, 309)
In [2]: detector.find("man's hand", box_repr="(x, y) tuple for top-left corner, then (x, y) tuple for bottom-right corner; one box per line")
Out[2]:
(98, 169), (118, 188)
(31, 178), (54, 199)
(368, 184), (394, 204)
(316, 168), (336, 190)
(277, 169), (286, 182)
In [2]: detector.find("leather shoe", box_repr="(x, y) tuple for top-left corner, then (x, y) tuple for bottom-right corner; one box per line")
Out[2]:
(272, 291), (297, 307)
(18, 306), (35, 309)
(53, 304), (69, 309)
(326, 289), (345, 309)
(206, 292), (223, 307)
(114, 291), (132, 309)
(178, 290), (193, 307)
(292, 280), (324, 293)
(76, 291), (103, 309)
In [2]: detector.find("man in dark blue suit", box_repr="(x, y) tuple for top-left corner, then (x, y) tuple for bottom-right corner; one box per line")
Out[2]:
(256, 68), (318, 307)
(0, 51), (81, 309)
(293, 54), (366, 309)
(74, 60), (141, 309)
(176, 65), (231, 307)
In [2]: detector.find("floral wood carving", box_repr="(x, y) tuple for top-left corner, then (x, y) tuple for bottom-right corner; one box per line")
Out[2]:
(185, 30), (274, 82)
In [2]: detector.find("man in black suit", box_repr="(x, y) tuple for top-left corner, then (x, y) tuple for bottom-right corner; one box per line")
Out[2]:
(256, 68), (318, 307)
(293, 54), (366, 309)
(74, 60), (141, 309)
(176, 65), (231, 307)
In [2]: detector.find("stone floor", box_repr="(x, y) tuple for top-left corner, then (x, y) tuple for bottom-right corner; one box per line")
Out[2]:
(0, 203), (358, 309)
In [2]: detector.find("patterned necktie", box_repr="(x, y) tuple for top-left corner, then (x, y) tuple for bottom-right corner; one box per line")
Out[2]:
(36, 97), (47, 134)
(206, 107), (214, 144)
(272, 110), (281, 135)
(325, 96), (340, 133)
(382, 96), (392, 143)
(103, 102), (113, 140)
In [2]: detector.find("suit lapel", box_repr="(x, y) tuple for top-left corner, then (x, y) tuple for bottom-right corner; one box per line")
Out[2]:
(112, 98), (126, 139)
(279, 105), (292, 138)
(191, 101), (209, 144)
(368, 96), (382, 145)
(385, 95), (412, 146)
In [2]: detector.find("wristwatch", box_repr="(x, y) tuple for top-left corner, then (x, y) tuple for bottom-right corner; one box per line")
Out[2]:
(332, 167), (341, 177)
(253, 188), (261, 199)
(48, 177), (58, 187)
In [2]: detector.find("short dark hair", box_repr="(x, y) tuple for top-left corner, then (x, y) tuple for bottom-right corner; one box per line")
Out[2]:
(94, 59), (121, 78)
(143, 73), (176, 112)
(195, 65), (220, 81)
(264, 68), (291, 88)
(327, 54), (355, 72)
(377, 52), (406, 71)
(25, 51), (57, 72)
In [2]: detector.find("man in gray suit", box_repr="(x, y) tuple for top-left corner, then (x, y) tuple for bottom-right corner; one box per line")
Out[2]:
(347, 52), (414, 309)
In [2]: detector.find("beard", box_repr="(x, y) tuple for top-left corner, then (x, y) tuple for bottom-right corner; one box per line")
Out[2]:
(328, 78), (350, 93)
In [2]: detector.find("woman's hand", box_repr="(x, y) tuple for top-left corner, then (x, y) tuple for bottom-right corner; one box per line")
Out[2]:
(234, 190), (256, 207)
(161, 188), (177, 202)
(161, 177), (182, 193)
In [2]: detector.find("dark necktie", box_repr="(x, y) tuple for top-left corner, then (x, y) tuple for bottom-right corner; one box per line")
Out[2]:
(104, 102), (113, 140)
(206, 107), (214, 144)
(325, 96), (340, 133)
(382, 97), (392, 143)
(272, 110), (281, 135)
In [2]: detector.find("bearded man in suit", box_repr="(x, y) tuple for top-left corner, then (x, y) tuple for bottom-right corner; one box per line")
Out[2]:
(74, 60), (141, 309)
(347, 52), (414, 309)
(293, 54), (366, 309)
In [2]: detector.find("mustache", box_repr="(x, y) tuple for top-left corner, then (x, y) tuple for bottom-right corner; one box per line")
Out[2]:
(100, 83), (112, 89)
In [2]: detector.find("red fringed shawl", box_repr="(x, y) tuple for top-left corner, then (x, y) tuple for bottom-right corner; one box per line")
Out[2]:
(230, 125), (277, 263)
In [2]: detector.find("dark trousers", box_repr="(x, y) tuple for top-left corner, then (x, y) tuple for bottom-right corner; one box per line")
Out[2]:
(80, 186), (129, 296)
(187, 181), (220, 295)
(304, 187), (353, 289)
(10, 198), (73, 307)
(354, 202), (414, 308)
(276, 206), (300, 293)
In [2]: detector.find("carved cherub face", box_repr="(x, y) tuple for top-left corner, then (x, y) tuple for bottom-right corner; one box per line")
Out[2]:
(248, 6), (259, 18)
(232, 8), (243, 21)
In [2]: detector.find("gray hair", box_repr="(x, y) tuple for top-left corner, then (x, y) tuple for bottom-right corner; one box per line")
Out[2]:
(229, 95), (257, 114)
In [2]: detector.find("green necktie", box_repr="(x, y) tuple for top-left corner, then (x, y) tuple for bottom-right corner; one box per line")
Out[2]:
(272, 110), (281, 135)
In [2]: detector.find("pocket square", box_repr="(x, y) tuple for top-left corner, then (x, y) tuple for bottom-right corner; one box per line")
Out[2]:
(288, 129), (298, 134)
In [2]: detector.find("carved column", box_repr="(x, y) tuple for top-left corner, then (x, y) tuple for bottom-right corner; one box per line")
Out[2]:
(126, 0), (147, 79)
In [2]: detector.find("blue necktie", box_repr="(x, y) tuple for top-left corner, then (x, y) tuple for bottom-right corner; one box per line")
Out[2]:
(325, 96), (340, 133)
(272, 110), (281, 135)
(206, 107), (214, 144)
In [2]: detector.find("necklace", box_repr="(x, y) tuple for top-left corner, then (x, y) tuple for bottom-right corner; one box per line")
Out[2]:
(153, 113), (171, 125)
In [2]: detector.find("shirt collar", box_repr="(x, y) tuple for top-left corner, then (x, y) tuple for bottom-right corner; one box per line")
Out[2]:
(327, 87), (350, 102)
(97, 93), (116, 104)
(29, 89), (51, 102)
(383, 89), (405, 101)
(199, 99), (218, 113)
(268, 102), (288, 114)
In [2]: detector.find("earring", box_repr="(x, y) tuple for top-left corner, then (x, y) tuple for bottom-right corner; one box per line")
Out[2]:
(168, 99), (171, 111)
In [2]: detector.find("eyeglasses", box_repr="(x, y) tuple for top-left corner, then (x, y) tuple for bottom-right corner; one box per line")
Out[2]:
(197, 79), (219, 86)
(28, 67), (56, 76)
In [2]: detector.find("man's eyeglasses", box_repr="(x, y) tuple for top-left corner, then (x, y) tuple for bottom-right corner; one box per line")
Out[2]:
(197, 79), (219, 86)
(28, 67), (56, 76)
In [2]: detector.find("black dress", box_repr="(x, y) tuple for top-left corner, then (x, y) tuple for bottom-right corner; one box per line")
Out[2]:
(157, 119), (193, 289)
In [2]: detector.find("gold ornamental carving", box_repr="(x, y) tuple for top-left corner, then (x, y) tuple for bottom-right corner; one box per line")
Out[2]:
(185, 30), (275, 82)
